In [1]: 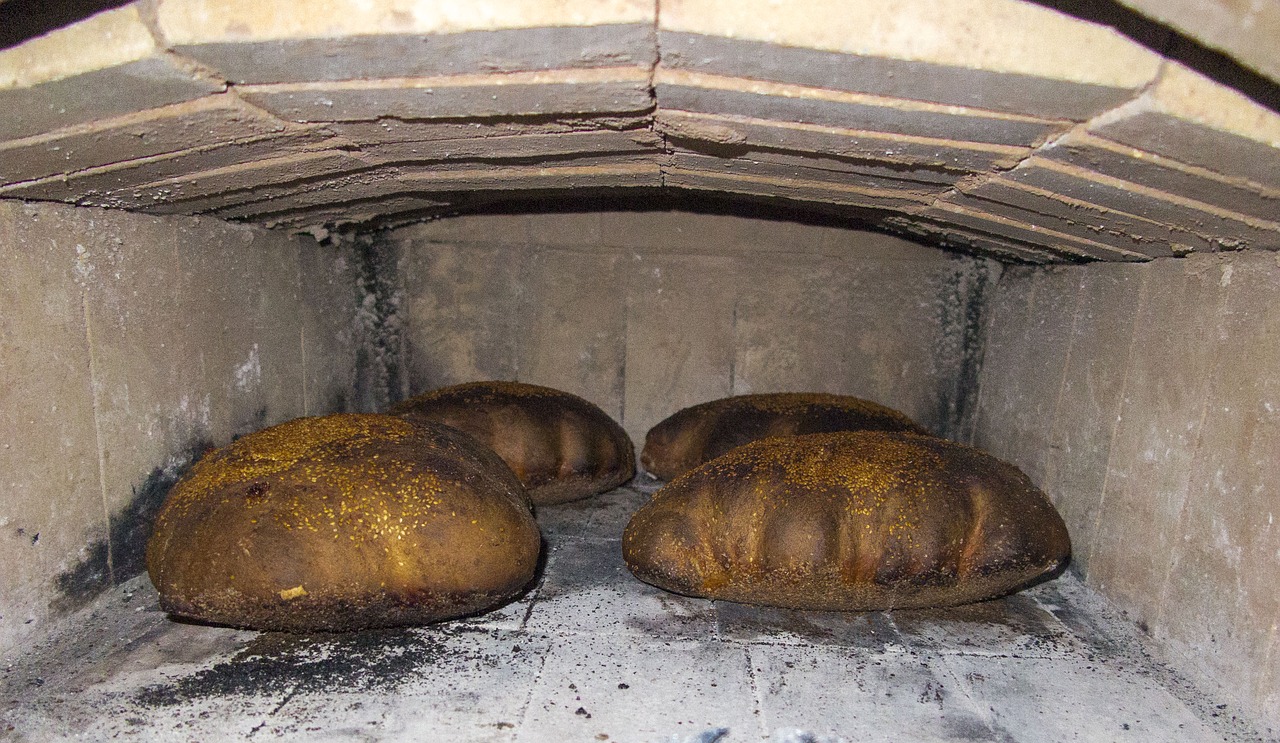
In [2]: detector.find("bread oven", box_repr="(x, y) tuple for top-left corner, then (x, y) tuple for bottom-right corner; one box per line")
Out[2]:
(1, 0), (1278, 740)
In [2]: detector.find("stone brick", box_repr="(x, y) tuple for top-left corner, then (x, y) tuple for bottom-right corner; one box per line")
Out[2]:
(175, 217), (309, 436)
(525, 213), (605, 249)
(239, 68), (653, 123)
(397, 240), (522, 395)
(1161, 251), (1280, 721)
(622, 253), (737, 444)
(1003, 158), (1280, 252)
(0, 129), (336, 208)
(0, 95), (293, 185)
(0, 7), (222, 142)
(256, 195), (452, 232)
(671, 146), (964, 187)
(0, 202), (105, 657)
(1040, 262), (1143, 573)
(517, 250), (628, 421)
(664, 166), (933, 213)
(392, 158), (663, 193)
(658, 31), (1151, 121)
(971, 266), (1080, 490)
(1041, 131), (1280, 223)
(660, 0), (1160, 116)
(296, 238), (359, 416)
(655, 110), (1028, 173)
(883, 215), (1064, 264)
(671, 150), (955, 193)
(1086, 256), (1222, 630)
(920, 202), (1152, 262)
(956, 179), (1202, 257)
(656, 71), (1066, 148)
(326, 116), (651, 146)
(167, 24), (657, 85)
(121, 150), (373, 213)
(156, 0), (655, 82)
(730, 254), (957, 431)
(360, 129), (662, 166)
(1089, 62), (1280, 191)
(208, 171), (413, 221)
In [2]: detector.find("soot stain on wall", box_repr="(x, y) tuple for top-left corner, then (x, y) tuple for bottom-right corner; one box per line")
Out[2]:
(52, 439), (215, 615)
(933, 259), (1001, 441)
(353, 234), (409, 413)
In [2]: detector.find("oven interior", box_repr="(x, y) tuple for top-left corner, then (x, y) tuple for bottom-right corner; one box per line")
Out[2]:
(1, 0), (1279, 740)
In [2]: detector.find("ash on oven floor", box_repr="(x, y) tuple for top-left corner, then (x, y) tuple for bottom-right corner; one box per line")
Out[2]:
(1, 486), (1270, 743)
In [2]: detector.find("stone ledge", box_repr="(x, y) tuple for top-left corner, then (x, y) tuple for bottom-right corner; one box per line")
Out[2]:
(0, 95), (296, 185)
(240, 67), (654, 122)
(658, 31), (1144, 121)
(941, 187), (1190, 259)
(1003, 158), (1280, 252)
(656, 70), (1067, 148)
(1040, 131), (1280, 223)
(168, 25), (658, 86)
(655, 110), (1028, 173)
(359, 129), (663, 166)
(663, 167), (934, 213)
(918, 201), (1154, 261)
(0, 130), (340, 207)
(1088, 63), (1280, 190)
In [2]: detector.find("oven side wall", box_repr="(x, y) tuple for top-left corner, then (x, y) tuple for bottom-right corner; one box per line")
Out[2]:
(387, 210), (1001, 450)
(0, 200), (359, 657)
(972, 252), (1280, 725)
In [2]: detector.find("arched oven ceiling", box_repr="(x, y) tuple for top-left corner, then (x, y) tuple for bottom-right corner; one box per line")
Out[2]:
(0, 0), (1277, 264)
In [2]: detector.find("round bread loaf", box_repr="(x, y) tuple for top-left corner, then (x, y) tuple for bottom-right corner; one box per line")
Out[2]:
(146, 414), (540, 632)
(640, 393), (928, 481)
(624, 431), (1070, 610)
(389, 381), (635, 505)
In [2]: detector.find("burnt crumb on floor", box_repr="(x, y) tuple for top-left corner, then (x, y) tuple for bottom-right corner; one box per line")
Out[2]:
(135, 627), (477, 707)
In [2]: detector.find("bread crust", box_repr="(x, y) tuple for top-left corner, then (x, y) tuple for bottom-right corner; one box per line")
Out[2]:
(624, 431), (1071, 610)
(146, 414), (540, 632)
(390, 381), (635, 505)
(641, 393), (927, 481)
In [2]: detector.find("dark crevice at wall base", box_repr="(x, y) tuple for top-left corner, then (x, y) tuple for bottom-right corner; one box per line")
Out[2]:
(52, 438), (214, 615)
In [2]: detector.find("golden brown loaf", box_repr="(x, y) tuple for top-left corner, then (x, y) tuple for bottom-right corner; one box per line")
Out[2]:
(624, 431), (1070, 610)
(640, 392), (928, 481)
(146, 414), (540, 632)
(389, 381), (635, 505)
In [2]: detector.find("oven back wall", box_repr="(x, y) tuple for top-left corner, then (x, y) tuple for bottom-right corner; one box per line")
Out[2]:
(0, 201), (358, 657)
(972, 252), (1280, 726)
(387, 211), (1000, 447)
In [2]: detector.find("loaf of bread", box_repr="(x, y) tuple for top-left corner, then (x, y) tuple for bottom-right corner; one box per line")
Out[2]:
(624, 431), (1070, 610)
(641, 393), (927, 480)
(389, 381), (635, 505)
(146, 414), (540, 632)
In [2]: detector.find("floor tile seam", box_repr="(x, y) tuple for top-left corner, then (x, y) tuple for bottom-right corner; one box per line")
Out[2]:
(713, 635), (916, 656)
(929, 651), (1005, 735)
(742, 643), (769, 741)
(507, 638), (552, 743)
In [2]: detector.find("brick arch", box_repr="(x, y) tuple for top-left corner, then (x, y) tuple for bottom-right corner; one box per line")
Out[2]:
(0, 0), (1276, 262)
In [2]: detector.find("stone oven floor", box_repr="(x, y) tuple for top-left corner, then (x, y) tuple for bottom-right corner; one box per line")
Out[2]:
(1, 484), (1270, 743)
